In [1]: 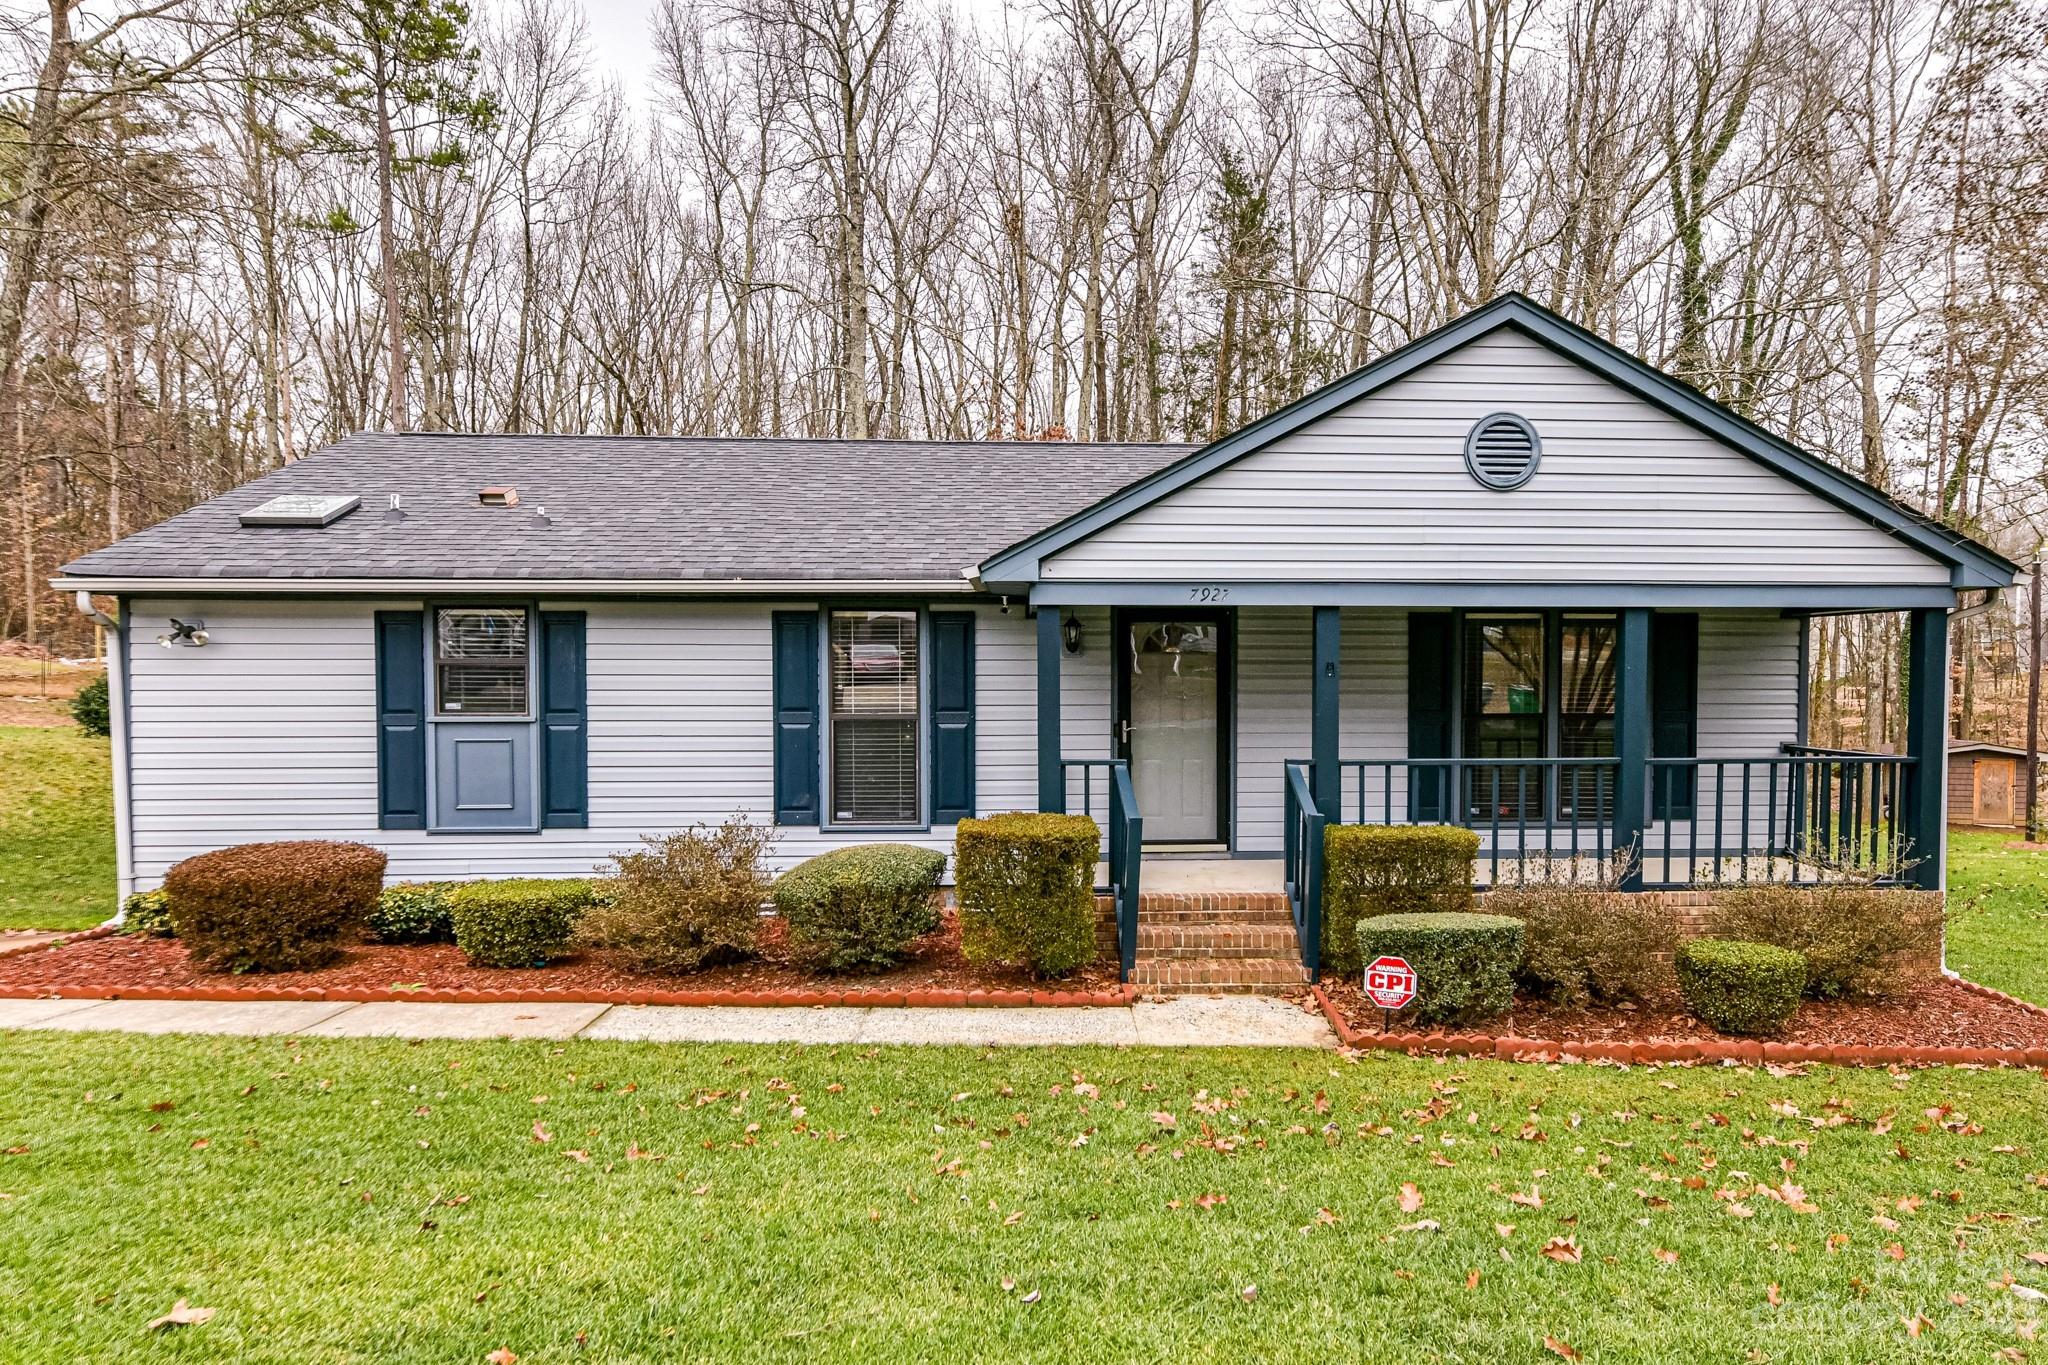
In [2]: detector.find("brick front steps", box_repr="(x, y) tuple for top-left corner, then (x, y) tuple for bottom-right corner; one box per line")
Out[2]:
(1128, 891), (1309, 995)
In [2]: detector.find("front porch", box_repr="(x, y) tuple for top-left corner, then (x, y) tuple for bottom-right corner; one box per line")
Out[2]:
(1035, 602), (1949, 986)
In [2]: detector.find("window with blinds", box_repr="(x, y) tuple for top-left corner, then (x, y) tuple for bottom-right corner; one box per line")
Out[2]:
(435, 607), (530, 716)
(828, 610), (920, 825)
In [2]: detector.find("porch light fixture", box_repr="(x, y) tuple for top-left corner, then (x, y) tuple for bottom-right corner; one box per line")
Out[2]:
(157, 617), (208, 649)
(1062, 614), (1084, 656)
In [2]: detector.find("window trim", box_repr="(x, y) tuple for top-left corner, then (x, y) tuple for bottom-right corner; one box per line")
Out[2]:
(1455, 609), (1619, 822)
(422, 599), (543, 835)
(431, 603), (536, 723)
(820, 605), (930, 833)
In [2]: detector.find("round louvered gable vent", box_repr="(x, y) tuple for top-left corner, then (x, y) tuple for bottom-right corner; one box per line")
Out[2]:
(1464, 413), (1541, 490)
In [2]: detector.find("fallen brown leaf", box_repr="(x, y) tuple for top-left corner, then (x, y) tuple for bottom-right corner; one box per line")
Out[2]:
(1399, 1182), (1425, 1214)
(1544, 1336), (1581, 1360)
(1540, 1237), (1583, 1264)
(146, 1300), (214, 1331)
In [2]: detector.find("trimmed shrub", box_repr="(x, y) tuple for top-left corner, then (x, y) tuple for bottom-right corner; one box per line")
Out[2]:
(1486, 856), (1675, 1008)
(576, 816), (775, 973)
(1355, 911), (1522, 1027)
(70, 674), (110, 736)
(956, 812), (1100, 978)
(1705, 884), (1929, 999)
(773, 844), (945, 973)
(1322, 825), (1480, 976)
(1676, 938), (1805, 1036)
(164, 840), (385, 973)
(368, 882), (456, 944)
(449, 879), (594, 968)
(121, 889), (174, 937)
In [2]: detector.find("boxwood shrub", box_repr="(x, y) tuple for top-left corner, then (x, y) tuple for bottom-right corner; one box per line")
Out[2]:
(164, 840), (385, 973)
(956, 812), (1100, 978)
(1322, 825), (1480, 975)
(368, 882), (457, 944)
(449, 878), (594, 968)
(1676, 938), (1805, 1036)
(70, 674), (110, 737)
(1355, 911), (1523, 1027)
(773, 844), (945, 972)
(121, 888), (174, 938)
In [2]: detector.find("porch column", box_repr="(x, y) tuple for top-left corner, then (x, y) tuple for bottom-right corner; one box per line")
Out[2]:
(1904, 606), (1948, 891)
(1037, 607), (1064, 812)
(1312, 606), (1341, 816)
(1614, 607), (1651, 890)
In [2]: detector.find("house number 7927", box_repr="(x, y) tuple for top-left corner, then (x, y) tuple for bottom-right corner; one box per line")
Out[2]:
(1189, 586), (1230, 603)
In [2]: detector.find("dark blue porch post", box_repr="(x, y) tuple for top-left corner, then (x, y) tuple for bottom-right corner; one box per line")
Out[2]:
(1312, 606), (1341, 817)
(1904, 606), (1948, 890)
(1037, 607), (1064, 812)
(1615, 607), (1651, 890)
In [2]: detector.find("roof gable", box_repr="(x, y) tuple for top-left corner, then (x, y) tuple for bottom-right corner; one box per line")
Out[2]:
(975, 295), (2016, 591)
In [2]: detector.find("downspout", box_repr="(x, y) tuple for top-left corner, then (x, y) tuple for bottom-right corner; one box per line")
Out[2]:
(74, 591), (133, 922)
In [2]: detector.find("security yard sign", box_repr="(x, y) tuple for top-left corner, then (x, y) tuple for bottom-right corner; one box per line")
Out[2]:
(1364, 955), (1417, 1031)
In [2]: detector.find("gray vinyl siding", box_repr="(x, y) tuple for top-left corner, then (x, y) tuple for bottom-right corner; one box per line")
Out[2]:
(120, 600), (1803, 888)
(123, 597), (1042, 889)
(1041, 331), (1949, 587)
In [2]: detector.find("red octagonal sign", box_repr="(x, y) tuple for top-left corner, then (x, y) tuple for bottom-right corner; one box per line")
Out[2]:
(1364, 955), (1418, 1011)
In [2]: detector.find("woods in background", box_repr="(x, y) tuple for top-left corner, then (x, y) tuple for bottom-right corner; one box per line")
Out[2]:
(2, 0), (2045, 750)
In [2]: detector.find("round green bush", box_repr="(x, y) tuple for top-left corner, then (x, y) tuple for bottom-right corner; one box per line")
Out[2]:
(369, 882), (456, 943)
(1355, 911), (1523, 1027)
(449, 879), (594, 968)
(121, 889), (174, 937)
(165, 840), (385, 973)
(774, 844), (945, 972)
(70, 674), (110, 736)
(1676, 938), (1805, 1036)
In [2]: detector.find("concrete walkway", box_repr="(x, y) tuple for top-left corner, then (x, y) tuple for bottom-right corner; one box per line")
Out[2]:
(0, 994), (1337, 1048)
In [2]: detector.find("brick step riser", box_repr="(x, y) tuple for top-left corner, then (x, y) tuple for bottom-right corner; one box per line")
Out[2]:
(1130, 958), (1311, 994)
(1134, 895), (1292, 913)
(1136, 908), (1296, 927)
(1136, 930), (1300, 953)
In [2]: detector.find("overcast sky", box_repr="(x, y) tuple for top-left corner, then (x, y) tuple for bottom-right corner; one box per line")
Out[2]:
(575, 0), (664, 101)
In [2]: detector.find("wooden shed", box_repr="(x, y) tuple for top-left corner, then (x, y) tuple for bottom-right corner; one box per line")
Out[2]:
(1949, 741), (2027, 829)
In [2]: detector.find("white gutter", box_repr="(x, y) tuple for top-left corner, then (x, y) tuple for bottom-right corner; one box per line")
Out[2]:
(51, 576), (976, 595)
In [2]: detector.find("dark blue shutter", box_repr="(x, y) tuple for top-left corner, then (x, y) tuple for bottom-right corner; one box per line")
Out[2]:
(1407, 613), (1455, 820)
(539, 611), (588, 828)
(929, 611), (976, 824)
(374, 610), (427, 830)
(772, 611), (821, 825)
(1651, 613), (1698, 820)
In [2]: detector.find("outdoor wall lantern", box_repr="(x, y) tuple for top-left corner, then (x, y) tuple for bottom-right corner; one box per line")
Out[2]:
(157, 618), (209, 649)
(1062, 614), (1084, 656)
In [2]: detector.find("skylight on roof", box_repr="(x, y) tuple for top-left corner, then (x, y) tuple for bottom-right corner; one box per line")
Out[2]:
(239, 494), (361, 527)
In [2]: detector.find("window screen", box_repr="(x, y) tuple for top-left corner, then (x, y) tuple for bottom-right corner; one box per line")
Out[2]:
(828, 610), (920, 825)
(435, 607), (530, 716)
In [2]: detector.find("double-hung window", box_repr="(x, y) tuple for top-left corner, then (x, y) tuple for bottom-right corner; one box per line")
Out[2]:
(436, 607), (530, 715)
(826, 609), (922, 827)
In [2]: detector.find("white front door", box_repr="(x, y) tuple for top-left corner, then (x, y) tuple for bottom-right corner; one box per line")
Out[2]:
(1121, 617), (1224, 842)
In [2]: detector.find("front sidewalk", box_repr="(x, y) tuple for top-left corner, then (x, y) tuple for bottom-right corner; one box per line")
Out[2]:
(0, 993), (1338, 1047)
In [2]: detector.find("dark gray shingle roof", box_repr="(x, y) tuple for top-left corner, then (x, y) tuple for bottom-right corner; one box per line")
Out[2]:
(61, 432), (1193, 583)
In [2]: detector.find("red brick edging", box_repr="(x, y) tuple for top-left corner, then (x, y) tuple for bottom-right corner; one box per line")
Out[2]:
(0, 978), (1137, 1009)
(0, 924), (118, 960)
(1309, 984), (2048, 1069)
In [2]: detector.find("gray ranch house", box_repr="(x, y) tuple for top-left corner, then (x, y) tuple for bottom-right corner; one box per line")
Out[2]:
(58, 295), (2017, 988)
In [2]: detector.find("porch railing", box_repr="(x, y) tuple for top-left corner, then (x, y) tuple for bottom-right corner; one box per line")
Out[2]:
(1331, 758), (1622, 885)
(1282, 760), (1325, 980)
(1058, 758), (1143, 980)
(1643, 750), (1914, 887)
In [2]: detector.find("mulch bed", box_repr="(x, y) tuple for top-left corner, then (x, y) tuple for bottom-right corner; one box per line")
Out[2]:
(0, 910), (1127, 1007)
(1319, 976), (2048, 1066)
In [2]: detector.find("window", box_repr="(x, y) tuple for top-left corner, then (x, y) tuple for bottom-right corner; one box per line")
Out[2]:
(1462, 613), (1616, 820)
(827, 610), (921, 825)
(435, 607), (529, 716)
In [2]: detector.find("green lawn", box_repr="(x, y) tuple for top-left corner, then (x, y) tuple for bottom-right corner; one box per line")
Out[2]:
(1, 1033), (2044, 1363)
(1945, 830), (2048, 1006)
(0, 725), (115, 931)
